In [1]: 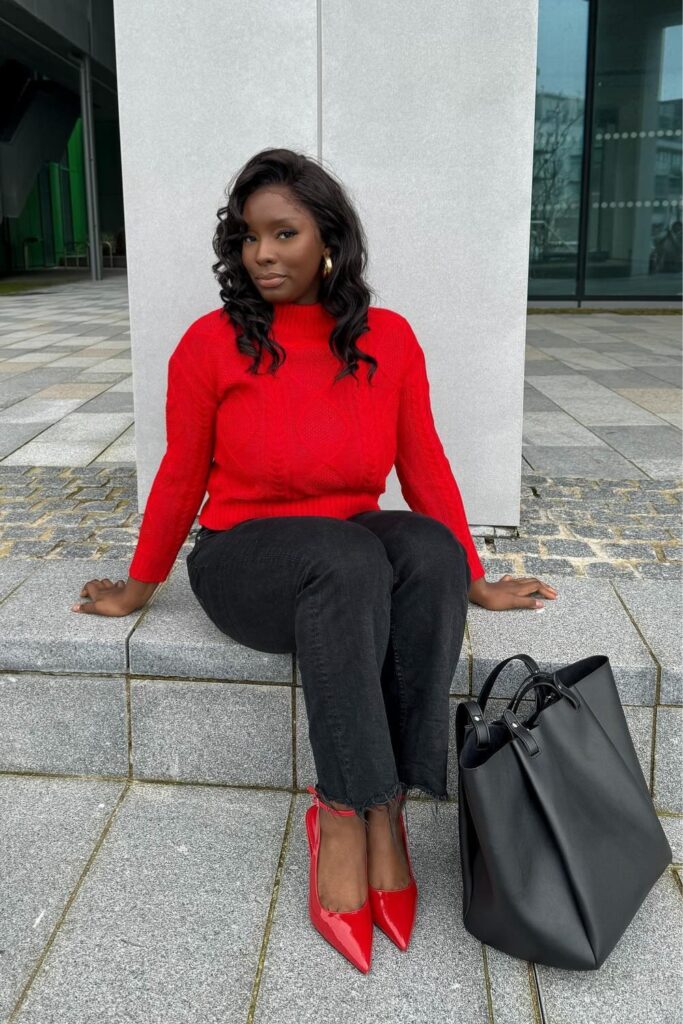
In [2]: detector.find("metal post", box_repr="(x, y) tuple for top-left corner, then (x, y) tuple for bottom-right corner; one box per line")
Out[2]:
(78, 51), (102, 281)
(575, 0), (599, 308)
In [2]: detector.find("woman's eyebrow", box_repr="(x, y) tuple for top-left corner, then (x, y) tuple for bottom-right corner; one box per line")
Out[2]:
(242, 217), (300, 228)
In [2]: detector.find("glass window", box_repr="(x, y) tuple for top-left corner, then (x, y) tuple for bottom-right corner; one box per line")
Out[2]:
(586, 0), (682, 297)
(529, 0), (589, 298)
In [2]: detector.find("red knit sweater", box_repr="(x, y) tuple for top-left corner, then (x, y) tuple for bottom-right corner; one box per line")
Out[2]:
(127, 301), (485, 584)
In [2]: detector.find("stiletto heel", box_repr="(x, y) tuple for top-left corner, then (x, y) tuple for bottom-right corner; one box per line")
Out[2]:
(368, 798), (418, 951)
(304, 785), (373, 974)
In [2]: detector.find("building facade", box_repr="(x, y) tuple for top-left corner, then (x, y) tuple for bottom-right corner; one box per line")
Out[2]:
(530, 0), (682, 302)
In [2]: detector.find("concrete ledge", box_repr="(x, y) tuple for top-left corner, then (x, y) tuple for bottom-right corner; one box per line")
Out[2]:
(0, 560), (680, 811)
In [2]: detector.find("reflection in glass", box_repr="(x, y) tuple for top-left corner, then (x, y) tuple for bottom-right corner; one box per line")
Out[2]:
(586, 1), (682, 297)
(529, 0), (589, 297)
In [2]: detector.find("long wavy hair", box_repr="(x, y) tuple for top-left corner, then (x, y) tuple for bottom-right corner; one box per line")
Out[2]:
(212, 148), (379, 385)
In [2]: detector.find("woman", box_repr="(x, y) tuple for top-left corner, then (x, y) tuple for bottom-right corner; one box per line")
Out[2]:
(71, 148), (557, 974)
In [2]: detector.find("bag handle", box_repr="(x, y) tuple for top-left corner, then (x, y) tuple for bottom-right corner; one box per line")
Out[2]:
(477, 654), (542, 713)
(455, 699), (491, 758)
(509, 672), (581, 716)
(456, 699), (541, 759)
(457, 655), (544, 757)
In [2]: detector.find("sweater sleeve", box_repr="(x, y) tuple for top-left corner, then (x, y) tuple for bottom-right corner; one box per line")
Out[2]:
(127, 323), (218, 583)
(394, 318), (485, 583)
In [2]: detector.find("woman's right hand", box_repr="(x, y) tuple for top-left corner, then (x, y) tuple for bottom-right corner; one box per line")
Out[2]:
(70, 576), (159, 617)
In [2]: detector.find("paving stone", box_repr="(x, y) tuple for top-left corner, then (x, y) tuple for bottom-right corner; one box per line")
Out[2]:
(543, 539), (595, 557)
(130, 678), (292, 787)
(584, 562), (639, 578)
(0, 560), (137, 673)
(590, 425), (683, 478)
(523, 411), (600, 446)
(0, 672), (128, 776)
(521, 557), (579, 576)
(658, 814), (683, 863)
(492, 538), (541, 554)
(11, 784), (289, 1024)
(653, 707), (683, 813)
(129, 565), (292, 683)
(613, 581), (683, 704)
(467, 578), (658, 704)
(0, 559), (41, 599)
(484, 944), (538, 1023)
(634, 562), (683, 581)
(254, 797), (489, 1024)
(534, 871), (682, 1024)
(0, 776), (124, 1021)
(602, 542), (659, 560)
(523, 445), (649, 478)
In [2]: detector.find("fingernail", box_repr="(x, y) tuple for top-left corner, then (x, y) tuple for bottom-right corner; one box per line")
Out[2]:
(71, 604), (79, 611)
(535, 600), (544, 608)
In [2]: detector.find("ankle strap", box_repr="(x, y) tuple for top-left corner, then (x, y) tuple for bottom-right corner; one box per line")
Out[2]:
(306, 785), (357, 817)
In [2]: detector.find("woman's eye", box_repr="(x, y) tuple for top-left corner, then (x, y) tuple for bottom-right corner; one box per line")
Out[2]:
(242, 230), (296, 243)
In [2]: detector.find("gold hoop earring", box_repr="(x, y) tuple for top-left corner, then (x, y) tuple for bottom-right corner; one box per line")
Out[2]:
(322, 254), (333, 278)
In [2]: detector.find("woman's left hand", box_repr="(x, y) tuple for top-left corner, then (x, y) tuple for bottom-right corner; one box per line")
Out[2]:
(468, 573), (558, 611)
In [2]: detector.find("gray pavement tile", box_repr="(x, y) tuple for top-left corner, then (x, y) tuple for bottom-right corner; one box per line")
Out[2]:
(586, 369), (680, 389)
(253, 797), (490, 1024)
(589, 425), (683, 479)
(526, 377), (666, 424)
(129, 565), (292, 683)
(634, 364), (682, 386)
(535, 346), (631, 372)
(0, 776), (125, 1022)
(467, 578), (658, 704)
(653, 707), (683, 813)
(0, 398), (86, 423)
(525, 364), (583, 376)
(77, 393), (133, 413)
(534, 871), (682, 1024)
(11, 784), (290, 1024)
(612, 580), (683, 704)
(485, 944), (539, 1023)
(0, 421), (58, 460)
(603, 352), (681, 369)
(523, 386), (563, 412)
(2, 441), (112, 466)
(38, 413), (133, 443)
(522, 445), (648, 478)
(658, 814), (682, 863)
(0, 560), (41, 600)
(130, 678), (292, 786)
(522, 412), (602, 446)
(0, 560), (140, 674)
(0, 672), (128, 776)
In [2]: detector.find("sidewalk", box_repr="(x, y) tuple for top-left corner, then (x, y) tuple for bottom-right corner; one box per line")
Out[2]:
(0, 275), (681, 1024)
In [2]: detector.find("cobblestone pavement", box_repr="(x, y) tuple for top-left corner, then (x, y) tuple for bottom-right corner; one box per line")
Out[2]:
(0, 465), (680, 582)
(0, 275), (680, 582)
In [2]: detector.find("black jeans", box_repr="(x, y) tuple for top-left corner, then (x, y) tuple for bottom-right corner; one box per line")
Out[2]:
(186, 510), (471, 824)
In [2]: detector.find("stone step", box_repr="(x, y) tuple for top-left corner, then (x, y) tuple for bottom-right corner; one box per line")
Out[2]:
(0, 559), (681, 813)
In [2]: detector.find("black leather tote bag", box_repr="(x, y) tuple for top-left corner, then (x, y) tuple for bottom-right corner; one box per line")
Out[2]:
(455, 653), (672, 970)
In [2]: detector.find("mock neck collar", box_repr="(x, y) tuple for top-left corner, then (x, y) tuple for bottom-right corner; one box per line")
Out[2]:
(271, 300), (336, 339)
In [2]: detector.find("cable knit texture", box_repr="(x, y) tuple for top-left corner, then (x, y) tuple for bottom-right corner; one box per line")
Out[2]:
(128, 301), (485, 584)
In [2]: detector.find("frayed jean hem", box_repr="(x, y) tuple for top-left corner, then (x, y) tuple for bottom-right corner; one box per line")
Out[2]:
(309, 780), (451, 844)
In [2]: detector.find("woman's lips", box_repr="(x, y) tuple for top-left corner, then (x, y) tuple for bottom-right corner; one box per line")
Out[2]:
(257, 276), (286, 288)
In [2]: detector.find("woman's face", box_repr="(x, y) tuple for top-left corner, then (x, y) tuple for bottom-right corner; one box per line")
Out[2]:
(240, 185), (330, 305)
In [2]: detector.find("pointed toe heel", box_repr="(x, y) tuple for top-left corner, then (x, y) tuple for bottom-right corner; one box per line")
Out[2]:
(368, 803), (418, 951)
(305, 785), (373, 974)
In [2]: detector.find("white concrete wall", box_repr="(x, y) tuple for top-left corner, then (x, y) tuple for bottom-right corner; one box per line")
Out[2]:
(113, 0), (539, 530)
